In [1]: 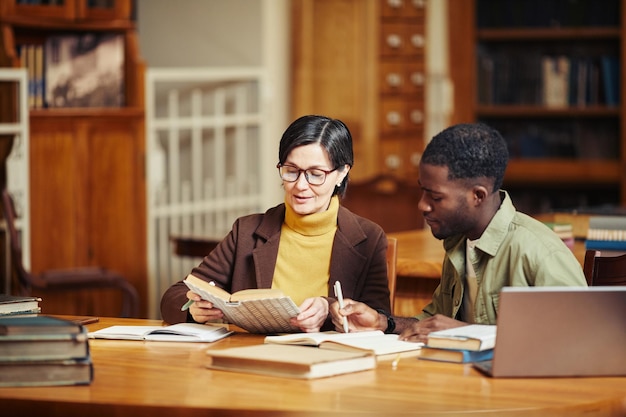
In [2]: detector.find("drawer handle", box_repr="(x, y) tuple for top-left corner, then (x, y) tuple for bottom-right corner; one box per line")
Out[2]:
(412, 0), (426, 8)
(386, 73), (403, 87)
(410, 110), (423, 124)
(387, 0), (403, 8)
(387, 111), (402, 126)
(387, 34), (402, 49)
(410, 72), (425, 86)
(411, 34), (425, 48)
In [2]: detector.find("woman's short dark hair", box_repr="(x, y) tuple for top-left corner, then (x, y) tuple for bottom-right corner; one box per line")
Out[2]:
(278, 115), (354, 197)
(421, 123), (509, 192)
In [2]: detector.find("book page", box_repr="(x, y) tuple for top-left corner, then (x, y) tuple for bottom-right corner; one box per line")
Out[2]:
(88, 325), (162, 340)
(321, 334), (423, 356)
(183, 275), (301, 334)
(265, 330), (384, 346)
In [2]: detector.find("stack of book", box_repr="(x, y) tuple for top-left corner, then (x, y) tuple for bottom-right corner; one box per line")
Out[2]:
(543, 222), (575, 250)
(0, 315), (93, 387)
(419, 324), (496, 364)
(585, 216), (626, 251)
(0, 294), (41, 316)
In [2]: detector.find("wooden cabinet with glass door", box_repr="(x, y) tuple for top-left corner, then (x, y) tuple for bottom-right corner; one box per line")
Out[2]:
(0, 0), (146, 317)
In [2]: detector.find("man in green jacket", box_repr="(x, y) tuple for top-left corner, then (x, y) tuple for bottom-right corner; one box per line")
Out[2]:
(331, 123), (587, 342)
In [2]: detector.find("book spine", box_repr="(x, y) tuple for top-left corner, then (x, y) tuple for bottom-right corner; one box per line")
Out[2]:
(585, 240), (626, 251)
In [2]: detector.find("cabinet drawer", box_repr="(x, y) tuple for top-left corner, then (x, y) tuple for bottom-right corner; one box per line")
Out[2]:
(380, 98), (424, 135)
(380, 0), (427, 20)
(380, 22), (425, 57)
(380, 61), (425, 94)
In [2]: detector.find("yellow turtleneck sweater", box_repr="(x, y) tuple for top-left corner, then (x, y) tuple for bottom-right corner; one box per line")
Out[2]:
(271, 196), (339, 306)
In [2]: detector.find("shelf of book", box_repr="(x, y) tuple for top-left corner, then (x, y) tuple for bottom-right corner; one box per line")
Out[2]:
(0, 0), (147, 318)
(448, 0), (626, 214)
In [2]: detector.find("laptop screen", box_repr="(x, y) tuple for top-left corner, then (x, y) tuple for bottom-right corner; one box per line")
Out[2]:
(475, 286), (626, 378)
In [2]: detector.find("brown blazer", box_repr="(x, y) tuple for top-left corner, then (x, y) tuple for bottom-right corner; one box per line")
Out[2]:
(160, 203), (390, 329)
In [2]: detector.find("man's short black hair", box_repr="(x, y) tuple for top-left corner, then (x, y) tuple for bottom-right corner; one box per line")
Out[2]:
(421, 123), (509, 192)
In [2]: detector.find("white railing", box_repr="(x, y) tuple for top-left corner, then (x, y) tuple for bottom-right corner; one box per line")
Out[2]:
(0, 68), (30, 294)
(145, 68), (272, 318)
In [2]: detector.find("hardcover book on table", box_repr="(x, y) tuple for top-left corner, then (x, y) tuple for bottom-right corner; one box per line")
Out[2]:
(264, 330), (423, 360)
(0, 295), (41, 316)
(206, 344), (376, 379)
(88, 322), (233, 342)
(0, 356), (93, 387)
(425, 324), (496, 351)
(419, 346), (494, 363)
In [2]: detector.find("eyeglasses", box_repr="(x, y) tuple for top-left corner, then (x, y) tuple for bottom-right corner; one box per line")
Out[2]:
(276, 164), (337, 186)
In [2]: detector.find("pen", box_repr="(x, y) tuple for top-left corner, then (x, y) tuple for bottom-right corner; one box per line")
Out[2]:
(181, 299), (194, 311)
(181, 280), (216, 311)
(334, 280), (350, 333)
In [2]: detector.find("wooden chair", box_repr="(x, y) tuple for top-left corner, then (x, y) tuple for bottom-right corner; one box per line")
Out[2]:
(1, 188), (140, 317)
(583, 249), (626, 286)
(386, 237), (398, 314)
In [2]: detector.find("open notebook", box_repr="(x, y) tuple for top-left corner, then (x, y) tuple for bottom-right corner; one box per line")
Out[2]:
(473, 286), (626, 378)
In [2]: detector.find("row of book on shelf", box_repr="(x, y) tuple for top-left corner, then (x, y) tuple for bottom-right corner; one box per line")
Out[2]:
(476, 0), (620, 28)
(477, 52), (619, 108)
(18, 32), (124, 109)
(543, 214), (626, 252)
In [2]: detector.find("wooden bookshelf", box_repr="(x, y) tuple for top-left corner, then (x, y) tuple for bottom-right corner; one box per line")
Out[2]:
(0, 0), (147, 317)
(448, 0), (626, 215)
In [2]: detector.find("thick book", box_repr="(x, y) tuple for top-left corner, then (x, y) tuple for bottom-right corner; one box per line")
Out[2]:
(0, 326), (89, 362)
(206, 344), (376, 379)
(183, 274), (301, 334)
(0, 295), (41, 316)
(0, 315), (83, 336)
(419, 346), (494, 364)
(264, 330), (423, 360)
(0, 357), (93, 387)
(88, 323), (233, 343)
(426, 325), (496, 351)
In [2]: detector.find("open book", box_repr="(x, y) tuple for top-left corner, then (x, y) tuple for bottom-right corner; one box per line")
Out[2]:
(264, 330), (423, 360)
(88, 323), (233, 343)
(183, 274), (301, 334)
(206, 344), (376, 379)
(425, 324), (496, 351)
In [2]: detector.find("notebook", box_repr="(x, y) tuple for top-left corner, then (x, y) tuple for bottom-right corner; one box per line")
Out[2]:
(473, 286), (626, 378)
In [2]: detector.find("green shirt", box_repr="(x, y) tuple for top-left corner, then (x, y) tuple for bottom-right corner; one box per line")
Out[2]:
(417, 191), (587, 324)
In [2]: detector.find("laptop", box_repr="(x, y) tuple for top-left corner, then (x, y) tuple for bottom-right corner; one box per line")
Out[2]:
(473, 286), (626, 378)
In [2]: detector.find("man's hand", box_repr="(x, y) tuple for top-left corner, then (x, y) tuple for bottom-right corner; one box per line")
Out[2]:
(329, 298), (387, 332)
(398, 314), (467, 343)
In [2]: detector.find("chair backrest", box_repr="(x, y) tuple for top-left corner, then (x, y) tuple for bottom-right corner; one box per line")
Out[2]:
(386, 237), (398, 314)
(0, 188), (37, 293)
(583, 249), (626, 286)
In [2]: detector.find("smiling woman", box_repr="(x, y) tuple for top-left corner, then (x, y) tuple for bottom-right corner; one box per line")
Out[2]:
(160, 115), (392, 334)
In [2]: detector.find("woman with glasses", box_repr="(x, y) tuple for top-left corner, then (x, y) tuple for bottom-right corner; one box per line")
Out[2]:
(160, 115), (390, 332)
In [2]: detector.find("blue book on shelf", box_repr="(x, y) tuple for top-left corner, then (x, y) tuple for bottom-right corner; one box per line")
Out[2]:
(601, 55), (619, 106)
(419, 347), (494, 364)
(585, 240), (626, 251)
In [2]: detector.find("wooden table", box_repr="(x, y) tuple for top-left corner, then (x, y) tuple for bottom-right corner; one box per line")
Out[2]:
(0, 316), (624, 416)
